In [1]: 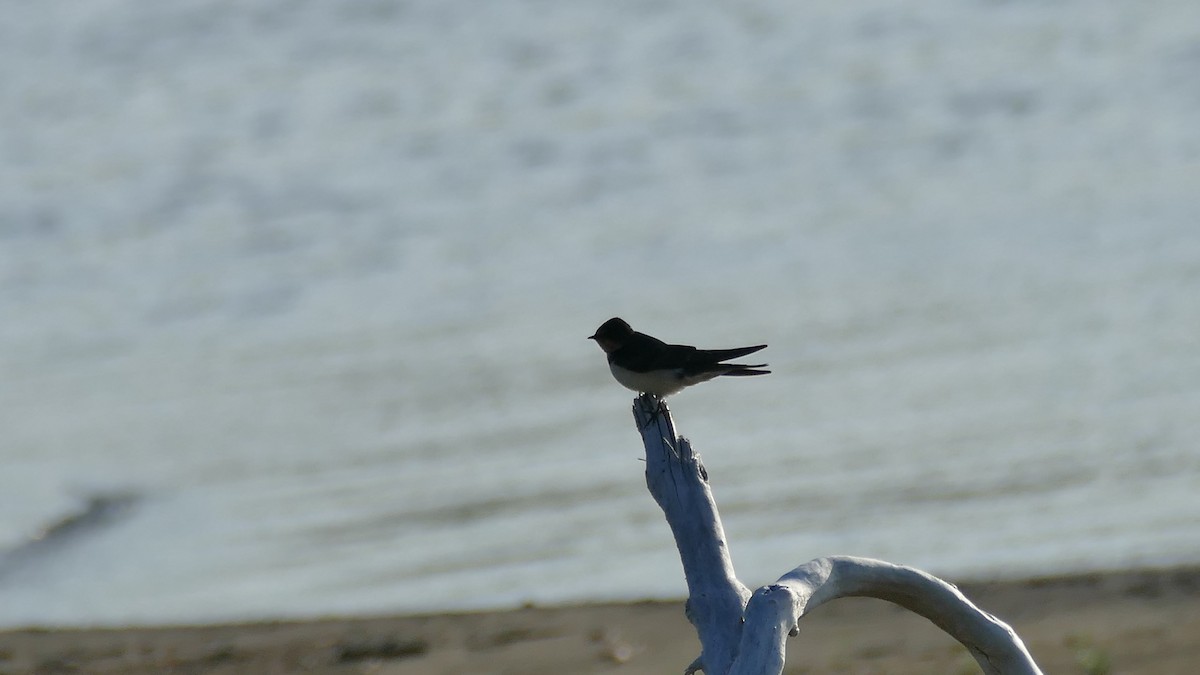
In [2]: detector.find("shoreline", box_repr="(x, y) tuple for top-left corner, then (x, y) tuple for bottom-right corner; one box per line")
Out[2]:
(2, 565), (1198, 674)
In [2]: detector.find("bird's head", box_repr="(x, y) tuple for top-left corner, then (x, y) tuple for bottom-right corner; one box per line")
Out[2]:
(588, 317), (632, 353)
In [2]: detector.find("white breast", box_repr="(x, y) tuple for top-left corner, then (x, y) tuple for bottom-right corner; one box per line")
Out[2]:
(609, 363), (697, 396)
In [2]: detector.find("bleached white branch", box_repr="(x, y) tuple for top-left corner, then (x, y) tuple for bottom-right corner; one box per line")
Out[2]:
(728, 556), (1043, 675)
(630, 394), (1043, 675)
(633, 394), (751, 674)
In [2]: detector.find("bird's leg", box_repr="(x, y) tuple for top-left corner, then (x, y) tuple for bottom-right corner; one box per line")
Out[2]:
(646, 394), (670, 422)
(634, 393), (671, 429)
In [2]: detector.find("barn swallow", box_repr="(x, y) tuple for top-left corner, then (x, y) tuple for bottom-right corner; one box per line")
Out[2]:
(589, 317), (769, 397)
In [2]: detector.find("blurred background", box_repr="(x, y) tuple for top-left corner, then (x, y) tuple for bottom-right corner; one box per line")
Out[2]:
(1, 0), (1198, 627)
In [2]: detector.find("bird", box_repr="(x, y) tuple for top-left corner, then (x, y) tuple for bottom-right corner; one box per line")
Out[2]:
(588, 317), (769, 397)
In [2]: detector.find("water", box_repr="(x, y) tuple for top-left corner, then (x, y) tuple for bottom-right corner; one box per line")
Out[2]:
(1, 0), (1199, 627)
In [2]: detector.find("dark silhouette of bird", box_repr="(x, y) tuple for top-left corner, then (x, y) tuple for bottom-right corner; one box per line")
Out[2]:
(589, 317), (769, 397)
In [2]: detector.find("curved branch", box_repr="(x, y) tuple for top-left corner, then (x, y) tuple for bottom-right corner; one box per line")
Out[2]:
(630, 396), (1042, 674)
(729, 556), (1043, 675)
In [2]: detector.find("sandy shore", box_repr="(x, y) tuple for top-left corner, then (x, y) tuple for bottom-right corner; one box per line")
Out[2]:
(2, 566), (1198, 674)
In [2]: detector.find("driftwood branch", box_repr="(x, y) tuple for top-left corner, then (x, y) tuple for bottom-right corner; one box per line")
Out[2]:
(634, 395), (751, 674)
(731, 557), (1042, 675)
(631, 394), (1042, 675)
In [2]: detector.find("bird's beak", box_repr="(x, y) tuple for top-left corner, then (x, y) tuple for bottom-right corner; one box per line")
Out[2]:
(587, 334), (597, 340)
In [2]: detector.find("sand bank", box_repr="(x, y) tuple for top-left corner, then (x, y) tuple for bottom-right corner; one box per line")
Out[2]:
(2, 566), (1198, 674)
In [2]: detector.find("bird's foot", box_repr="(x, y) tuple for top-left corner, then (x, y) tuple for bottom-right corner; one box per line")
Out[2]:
(638, 393), (669, 420)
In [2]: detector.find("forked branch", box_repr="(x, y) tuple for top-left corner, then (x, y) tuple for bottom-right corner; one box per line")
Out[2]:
(631, 394), (1042, 675)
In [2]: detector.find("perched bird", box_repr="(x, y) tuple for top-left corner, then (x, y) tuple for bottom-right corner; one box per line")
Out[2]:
(589, 317), (769, 397)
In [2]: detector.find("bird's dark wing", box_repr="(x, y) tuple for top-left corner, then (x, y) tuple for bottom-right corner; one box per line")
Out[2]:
(608, 331), (672, 371)
(614, 331), (769, 375)
(675, 344), (768, 376)
(690, 344), (767, 362)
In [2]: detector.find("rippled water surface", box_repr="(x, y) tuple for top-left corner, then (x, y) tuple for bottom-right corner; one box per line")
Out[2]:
(1, 0), (1198, 627)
